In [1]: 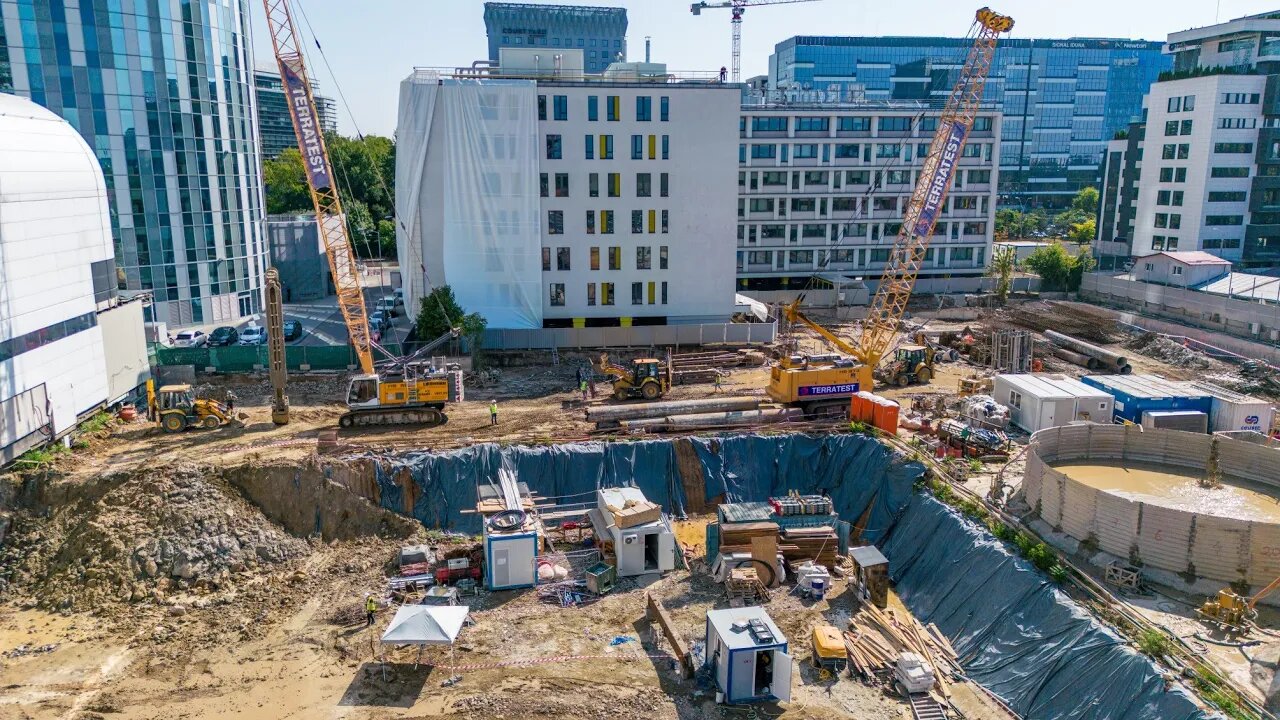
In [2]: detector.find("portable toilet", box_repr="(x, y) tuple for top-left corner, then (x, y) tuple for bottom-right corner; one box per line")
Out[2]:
(705, 607), (791, 704)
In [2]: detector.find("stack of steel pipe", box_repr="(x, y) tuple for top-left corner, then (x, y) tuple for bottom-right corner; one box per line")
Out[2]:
(586, 396), (762, 428)
(617, 407), (802, 432)
(1044, 329), (1132, 374)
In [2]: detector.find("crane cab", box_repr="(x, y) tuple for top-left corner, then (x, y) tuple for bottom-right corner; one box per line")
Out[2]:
(340, 364), (465, 428)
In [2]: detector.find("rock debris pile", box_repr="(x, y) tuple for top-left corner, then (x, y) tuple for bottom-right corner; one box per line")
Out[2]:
(1, 466), (309, 611)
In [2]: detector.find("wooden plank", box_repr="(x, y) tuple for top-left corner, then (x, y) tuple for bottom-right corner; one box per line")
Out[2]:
(645, 593), (691, 678)
(751, 535), (778, 588)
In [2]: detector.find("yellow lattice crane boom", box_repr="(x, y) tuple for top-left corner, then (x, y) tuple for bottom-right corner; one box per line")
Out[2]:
(262, 0), (464, 428)
(261, 0), (372, 375)
(769, 7), (1013, 411)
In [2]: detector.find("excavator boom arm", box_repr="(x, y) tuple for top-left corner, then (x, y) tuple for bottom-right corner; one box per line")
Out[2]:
(783, 299), (864, 360)
(261, 0), (374, 375)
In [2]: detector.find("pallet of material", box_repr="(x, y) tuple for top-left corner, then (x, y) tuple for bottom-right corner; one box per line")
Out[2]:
(779, 526), (838, 567)
(719, 521), (779, 547)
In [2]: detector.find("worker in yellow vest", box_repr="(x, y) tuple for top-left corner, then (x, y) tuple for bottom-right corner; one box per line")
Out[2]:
(489, 400), (498, 426)
(365, 594), (377, 627)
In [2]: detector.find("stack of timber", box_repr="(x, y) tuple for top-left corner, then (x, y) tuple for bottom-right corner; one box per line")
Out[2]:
(669, 349), (764, 384)
(780, 525), (838, 568)
(719, 521), (780, 550)
(843, 600), (963, 702)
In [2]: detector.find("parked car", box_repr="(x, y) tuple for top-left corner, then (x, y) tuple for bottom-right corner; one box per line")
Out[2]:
(378, 296), (398, 317)
(283, 320), (304, 342)
(393, 288), (405, 306)
(208, 326), (239, 346)
(369, 311), (390, 332)
(172, 330), (208, 348)
(238, 326), (267, 345)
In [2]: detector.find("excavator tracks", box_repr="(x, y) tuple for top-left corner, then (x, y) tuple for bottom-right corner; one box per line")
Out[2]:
(338, 407), (447, 428)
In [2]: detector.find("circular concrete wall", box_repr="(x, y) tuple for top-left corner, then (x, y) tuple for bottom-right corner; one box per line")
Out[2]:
(1024, 424), (1280, 586)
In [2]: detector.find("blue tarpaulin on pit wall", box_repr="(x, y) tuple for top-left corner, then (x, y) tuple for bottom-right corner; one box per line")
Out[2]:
(882, 496), (1209, 720)
(372, 433), (1211, 719)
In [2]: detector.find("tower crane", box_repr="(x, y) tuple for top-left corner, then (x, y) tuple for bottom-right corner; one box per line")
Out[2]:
(261, 0), (463, 428)
(767, 7), (1014, 415)
(690, 0), (820, 84)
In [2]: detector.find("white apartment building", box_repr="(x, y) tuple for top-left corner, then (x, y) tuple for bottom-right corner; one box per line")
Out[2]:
(1098, 11), (1280, 267)
(396, 52), (740, 329)
(736, 104), (1001, 291)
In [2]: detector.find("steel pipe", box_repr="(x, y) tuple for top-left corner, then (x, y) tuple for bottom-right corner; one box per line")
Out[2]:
(1044, 330), (1128, 368)
(617, 407), (801, 431)
(586, 396), (761, 424)
(1051, 346), (1099, 370)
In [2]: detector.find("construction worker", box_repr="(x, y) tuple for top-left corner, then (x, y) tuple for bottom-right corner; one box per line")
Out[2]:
(365, 594), (377, 627)
(580, 379), (589, 401)
(719, 66), (728, 82)
(489, 399), (498, 426)
(713, 372), (724, 393)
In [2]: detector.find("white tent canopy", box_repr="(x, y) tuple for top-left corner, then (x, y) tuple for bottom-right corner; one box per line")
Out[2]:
(380, 605), (470, 646)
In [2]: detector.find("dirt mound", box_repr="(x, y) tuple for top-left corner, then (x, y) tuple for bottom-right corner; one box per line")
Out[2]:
(1, 465), (309, 611)
(1124, 332), (1211, 369)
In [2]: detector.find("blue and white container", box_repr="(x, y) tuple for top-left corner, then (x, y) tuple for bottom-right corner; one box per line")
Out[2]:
(1080, 374), (1212, 425)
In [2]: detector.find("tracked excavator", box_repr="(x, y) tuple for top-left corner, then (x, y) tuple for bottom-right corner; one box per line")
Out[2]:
(262, 0), (463, 428)
(767, 7), (1013, 415)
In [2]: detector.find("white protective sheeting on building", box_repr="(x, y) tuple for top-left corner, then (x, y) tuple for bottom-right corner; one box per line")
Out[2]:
(396, 74), (543, 329)
(0, 93), (113, 459)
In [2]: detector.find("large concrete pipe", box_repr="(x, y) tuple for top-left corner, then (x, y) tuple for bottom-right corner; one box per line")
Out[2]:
(1051, 346), (1099, 370)
(1044, 330), (1129, 369)
(587, 396), (761, 425)
(617, 407), (802, 431)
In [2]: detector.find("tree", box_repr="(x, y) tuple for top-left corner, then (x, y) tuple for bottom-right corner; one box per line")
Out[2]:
(260, 133), (398, 259)
(1067, 217), (1097, 244)
(1071, 186), (1099, 215)
(414, 285), (488, 367)
(263, 148), (310, 215)
(1023, 243), (1093, 292)
(988, 245), (1017, 301)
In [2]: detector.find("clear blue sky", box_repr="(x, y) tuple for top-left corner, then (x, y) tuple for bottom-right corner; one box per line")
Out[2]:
(248, 0), (1277, 137)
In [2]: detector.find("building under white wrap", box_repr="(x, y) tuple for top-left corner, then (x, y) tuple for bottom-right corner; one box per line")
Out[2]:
(0, 94), (115, 463)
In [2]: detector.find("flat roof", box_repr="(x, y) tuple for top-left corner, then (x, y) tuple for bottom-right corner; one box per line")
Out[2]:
(1135, 250), (1231, 266)
(997, 374), (1112, 400)
(707, 607), (787, 650)
(1195, 272), (1280, 303)
(1178, 381), (1270, 405)
(1082, 374), (1210, 400)
(850, 545), (888, 567)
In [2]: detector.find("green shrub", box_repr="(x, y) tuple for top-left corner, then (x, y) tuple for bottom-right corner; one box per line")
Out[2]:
(967, 457), (983, 472)
(1049, 565), (1069, 584)
(1137, 628), (1170, 658)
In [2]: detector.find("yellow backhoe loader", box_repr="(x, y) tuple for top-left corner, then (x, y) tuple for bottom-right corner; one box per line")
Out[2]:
(599, 353), (672, 401)
(147, 380), (235, 433)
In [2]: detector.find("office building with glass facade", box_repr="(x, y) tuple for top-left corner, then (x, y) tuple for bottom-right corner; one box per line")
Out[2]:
(254, 69), (336, 160)
(769, 36), (1169, 207)
(0, 0), (267, 328)
(484, 3), (627, 74)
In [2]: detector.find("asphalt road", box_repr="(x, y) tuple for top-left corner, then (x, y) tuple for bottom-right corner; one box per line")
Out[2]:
(191, 287), (409, 349)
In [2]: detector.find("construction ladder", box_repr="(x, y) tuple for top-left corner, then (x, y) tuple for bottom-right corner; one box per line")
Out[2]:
(908, 694), (946, 720)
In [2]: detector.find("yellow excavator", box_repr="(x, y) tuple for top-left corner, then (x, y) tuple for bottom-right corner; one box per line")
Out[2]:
(147, 380), (235, 433)
(599, 353), (672, 401)
(1198, 575), (1280, 630)
(262, 0), (463, 428)
(767, 7), (1013, 414)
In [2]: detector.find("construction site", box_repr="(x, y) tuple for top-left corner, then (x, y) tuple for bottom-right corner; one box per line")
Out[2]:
(9, 3), (1280, 720)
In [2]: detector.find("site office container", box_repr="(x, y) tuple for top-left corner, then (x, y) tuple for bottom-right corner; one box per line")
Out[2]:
(1179, 381), (1275, 434)
(993, 374), (1114, 433)
(1080, 374), (1212, 425)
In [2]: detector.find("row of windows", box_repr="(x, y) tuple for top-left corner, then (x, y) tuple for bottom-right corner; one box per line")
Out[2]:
(540, 172), (669, 198)
(549, 133), (669, 160)
(1221, 117), (1258, 130)
(743, 115), (994, 134)
(1209, 191), (1248, 203)
(1206, 215), (1245, 226)
(1202, 238), (1243, 249)
(548, 281), (668, 307)
(739, 194), (988, 216)
(501, 36), (621, 49)
(547, 209), (670, 235)
(1222, 92), (1261, 105)
(738, 168), (991, 189)
(1161, 143), (1190, 160)
(540, 94), (670, 123)
(1211, 166), (1251, 178)
(1215, 142), (1254, 154)
(738, 220), (987, 242)
(0, 312), (98, 364)
(1154, 213), (1181, 229)
(541, 245), (669, 272)
(1166, 95), (1196, 113)
(1163, 119), (1193, 137)
(1150, 236), (1180, 251)
(741, 246), (978, 266)
(1156, 190), (1184, 206)
(741, 142), (992, 163)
